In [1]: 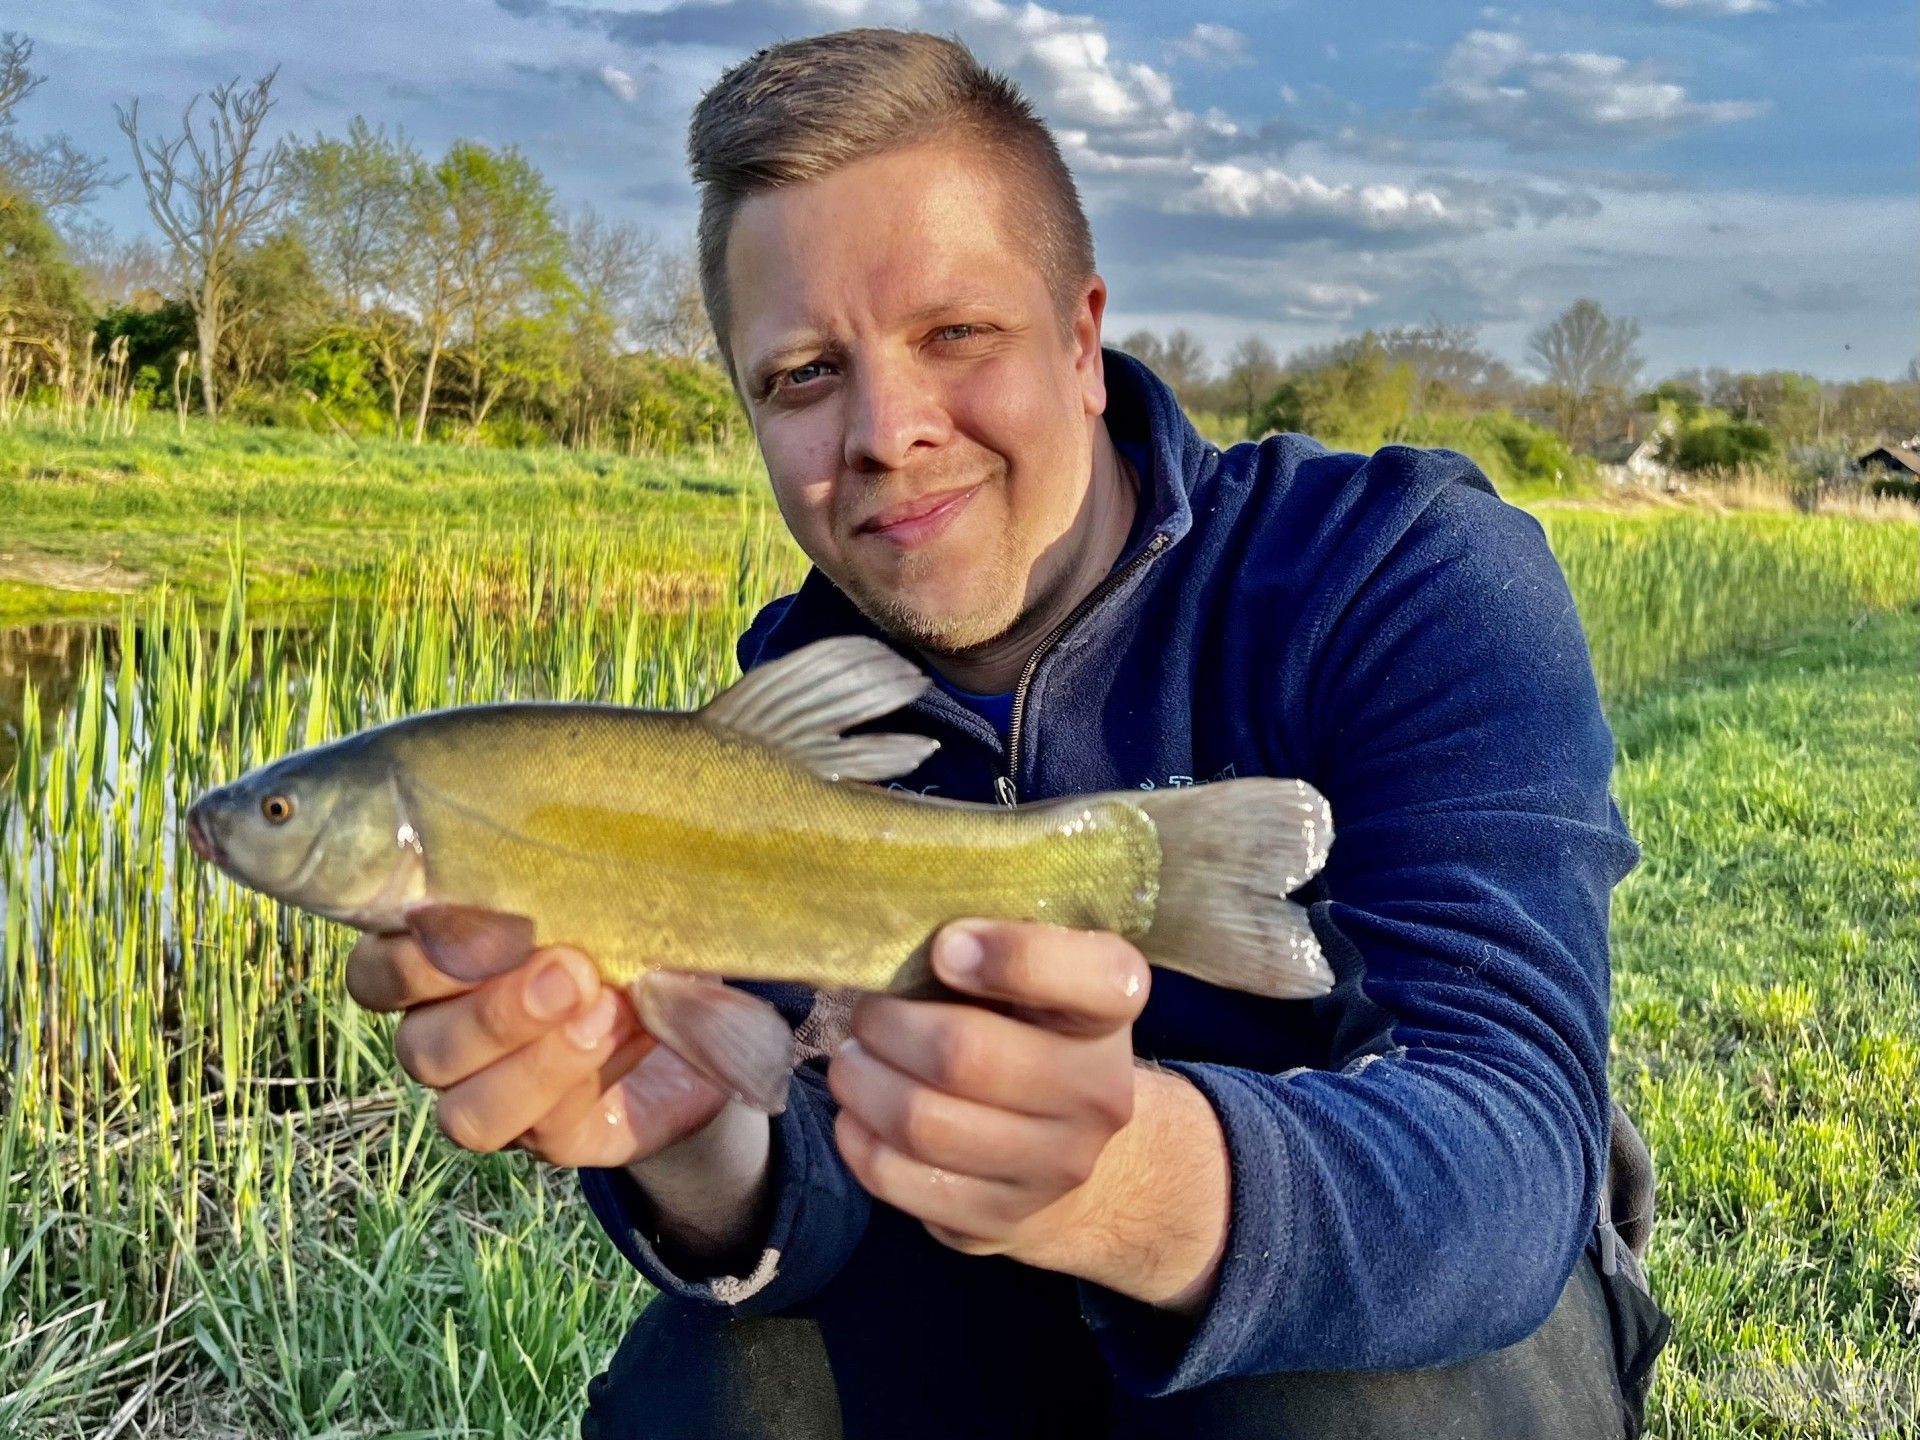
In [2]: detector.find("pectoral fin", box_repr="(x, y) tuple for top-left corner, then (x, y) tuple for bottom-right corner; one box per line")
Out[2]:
(405, 902), (537, 982)
(628, 971), (796, 1114)
(700, 635), (939, 782)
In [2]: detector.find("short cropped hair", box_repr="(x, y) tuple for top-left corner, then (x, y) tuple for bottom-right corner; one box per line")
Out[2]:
(687, 28), (1096, 377)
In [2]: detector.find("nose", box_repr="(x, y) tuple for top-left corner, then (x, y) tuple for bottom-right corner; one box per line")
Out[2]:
(842, 351), (951, 474)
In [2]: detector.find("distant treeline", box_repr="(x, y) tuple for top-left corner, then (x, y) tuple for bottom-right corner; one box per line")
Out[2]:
(1, 32), (1916, 481)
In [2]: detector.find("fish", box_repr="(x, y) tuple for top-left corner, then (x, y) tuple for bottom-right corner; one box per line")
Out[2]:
(185, 635), (1335, 1113)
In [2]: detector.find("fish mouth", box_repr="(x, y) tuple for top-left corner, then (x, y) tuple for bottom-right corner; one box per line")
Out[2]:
(185, 803), (223, 867)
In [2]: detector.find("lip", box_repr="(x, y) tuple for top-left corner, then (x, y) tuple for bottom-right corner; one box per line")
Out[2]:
(185, 804), (221, 866)
(856, 484), (981, 546)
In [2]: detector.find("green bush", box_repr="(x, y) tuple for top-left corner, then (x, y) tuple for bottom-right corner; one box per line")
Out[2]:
(1668, 419), (1777, 473)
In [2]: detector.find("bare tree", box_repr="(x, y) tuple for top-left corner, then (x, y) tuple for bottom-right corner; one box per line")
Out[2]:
(116, 69), (288, 418)
(0, 32), (113, 214)
(637, 239), (714, 361)
(1527, 299), (1642, 448)
(1116, 327), (1210, 408)
(63, 219), (176, 307)
(1222, 335), (1280, 438)
(569, 206), (657, 348)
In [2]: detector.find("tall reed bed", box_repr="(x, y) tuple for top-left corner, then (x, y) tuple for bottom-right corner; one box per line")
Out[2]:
(1540, 510), (1918, 700)
(1, 527), (800, 1435)
(0, 502), (1913, 1433)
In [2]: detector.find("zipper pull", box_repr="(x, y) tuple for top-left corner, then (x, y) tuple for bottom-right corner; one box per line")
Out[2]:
(994, 774), (1017, 807)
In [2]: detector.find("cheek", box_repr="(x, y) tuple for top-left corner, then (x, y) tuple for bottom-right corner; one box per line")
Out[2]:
(759, 420), (843, 553)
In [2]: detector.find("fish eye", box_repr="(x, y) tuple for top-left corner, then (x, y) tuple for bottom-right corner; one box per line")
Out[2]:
(261, 794), (296, 825)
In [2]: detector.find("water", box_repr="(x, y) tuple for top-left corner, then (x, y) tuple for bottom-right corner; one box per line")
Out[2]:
(0, 621), (108, 780)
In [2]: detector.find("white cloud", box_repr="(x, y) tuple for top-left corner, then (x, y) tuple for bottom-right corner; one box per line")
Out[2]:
(1177, 165), (1464, 234)
(598, 64), (639, 101)
(1166, 23), (1253, 70)
(1655, 0), (1776, 14)
(1428, 29), (1768, 149)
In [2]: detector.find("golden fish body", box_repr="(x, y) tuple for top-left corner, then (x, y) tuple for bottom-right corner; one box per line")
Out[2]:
(187, 635), (1333, 1007)
(392, 705), (1160, 992)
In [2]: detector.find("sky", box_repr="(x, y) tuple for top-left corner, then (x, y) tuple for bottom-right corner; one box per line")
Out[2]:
(10, 0), (1918, 380)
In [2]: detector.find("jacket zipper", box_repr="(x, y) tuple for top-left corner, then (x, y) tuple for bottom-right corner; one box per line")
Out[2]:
(995, 530), (1172, 806)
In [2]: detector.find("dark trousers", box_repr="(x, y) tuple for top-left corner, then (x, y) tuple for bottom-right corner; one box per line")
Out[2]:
(581, 1232), (1668, 1440)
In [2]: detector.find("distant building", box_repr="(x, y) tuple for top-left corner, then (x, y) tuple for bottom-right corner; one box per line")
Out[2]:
(1856, 438), (1920, 480)
(1594, 415), (1677, 487)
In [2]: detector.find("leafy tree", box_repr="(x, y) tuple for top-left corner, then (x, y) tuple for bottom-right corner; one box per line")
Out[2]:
(1253, 337), (1417, 441)
(0, 177), (90, 368)
(284, 117), (413, 317)
(222, 231), (327, 399)
(116, 69), (288, 417)
(440, 142), (571, 429)
(1526, 299), (1642, 449)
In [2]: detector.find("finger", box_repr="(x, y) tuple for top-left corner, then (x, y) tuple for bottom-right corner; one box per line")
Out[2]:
(848, 995), (1113, 1118)
(346, 931), (473, 1012)
(834, 1110), (1027, 1252)
(525, 1039), (730, 1169)
(930, 921), (1150, 1035)
(827, 1038), (1096, 1189)
(518, 1027), (659, 1154)
(434, 990), (641, 1154)
(393, 945), (600, 1088)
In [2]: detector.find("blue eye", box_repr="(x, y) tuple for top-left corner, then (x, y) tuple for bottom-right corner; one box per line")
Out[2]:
(781, 361), (830, 389)
(936, 324), (978, 342)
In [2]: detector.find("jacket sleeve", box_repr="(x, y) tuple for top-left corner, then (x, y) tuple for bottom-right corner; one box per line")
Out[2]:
(1079, 455), (1640, 1393)
(579, 986), (872, 1314)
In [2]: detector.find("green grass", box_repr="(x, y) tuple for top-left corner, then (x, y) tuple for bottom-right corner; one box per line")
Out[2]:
(0, 412), (779, 622)
(1611, 610), (1920, 1437)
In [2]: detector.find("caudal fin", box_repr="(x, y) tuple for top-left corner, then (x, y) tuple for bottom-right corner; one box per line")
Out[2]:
(1131, 777), (1334, 999)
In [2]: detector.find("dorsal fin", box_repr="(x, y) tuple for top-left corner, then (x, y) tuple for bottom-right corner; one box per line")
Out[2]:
(699, 635), (940, 783)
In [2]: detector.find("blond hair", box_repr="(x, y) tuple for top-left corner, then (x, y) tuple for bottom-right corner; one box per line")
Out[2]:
(688, 28), (1096, 377)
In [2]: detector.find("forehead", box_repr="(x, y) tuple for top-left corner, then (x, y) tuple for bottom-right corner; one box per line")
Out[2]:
(724, 142), (1048, 341)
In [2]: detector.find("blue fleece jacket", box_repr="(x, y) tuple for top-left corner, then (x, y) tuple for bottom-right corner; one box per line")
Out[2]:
(580, 349), (1638, 1397)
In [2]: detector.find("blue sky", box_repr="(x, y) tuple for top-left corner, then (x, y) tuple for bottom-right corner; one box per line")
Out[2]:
(11, 0), (1917, 379)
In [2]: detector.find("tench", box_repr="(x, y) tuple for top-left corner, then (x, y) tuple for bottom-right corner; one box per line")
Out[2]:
(186, 635), (1334, 1111)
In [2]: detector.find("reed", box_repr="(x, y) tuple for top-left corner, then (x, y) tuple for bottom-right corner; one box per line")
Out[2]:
(1, 494), (1914, 1434)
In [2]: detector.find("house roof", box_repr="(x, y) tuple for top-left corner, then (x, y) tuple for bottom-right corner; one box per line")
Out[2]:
(1858, 446), (1920, 476)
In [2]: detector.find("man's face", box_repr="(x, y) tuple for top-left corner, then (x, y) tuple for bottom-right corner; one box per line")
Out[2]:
(725, 139), (1108, 658)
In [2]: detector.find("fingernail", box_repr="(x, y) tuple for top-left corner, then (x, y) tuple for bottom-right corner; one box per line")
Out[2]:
(936, 924), (985, 984)
(566, 993), (619, 1049)
(527, 959), (581, 1020)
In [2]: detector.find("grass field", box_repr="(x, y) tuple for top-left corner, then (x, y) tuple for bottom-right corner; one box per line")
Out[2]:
(2, 418), (1917, 1436)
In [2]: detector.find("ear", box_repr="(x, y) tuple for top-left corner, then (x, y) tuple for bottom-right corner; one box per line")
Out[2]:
(1074, 272), (1109, 419)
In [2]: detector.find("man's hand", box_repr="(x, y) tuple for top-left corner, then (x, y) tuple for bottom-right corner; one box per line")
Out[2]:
(826, 922), (1152, 1252)
(345, 923), (729, 1168)
(828, 919), (1232, 1314)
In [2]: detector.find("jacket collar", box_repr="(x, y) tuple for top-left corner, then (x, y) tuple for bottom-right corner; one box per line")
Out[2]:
(742, 348), (1205, 688)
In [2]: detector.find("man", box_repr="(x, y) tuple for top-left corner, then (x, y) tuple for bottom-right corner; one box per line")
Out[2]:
(347, 27), (1670, 1440)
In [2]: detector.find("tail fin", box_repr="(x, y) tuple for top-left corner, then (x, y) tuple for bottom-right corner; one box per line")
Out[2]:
(1130, 777), (1334, 999)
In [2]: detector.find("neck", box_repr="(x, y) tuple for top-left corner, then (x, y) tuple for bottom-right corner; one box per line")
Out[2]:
(922, 419), (1139, 695)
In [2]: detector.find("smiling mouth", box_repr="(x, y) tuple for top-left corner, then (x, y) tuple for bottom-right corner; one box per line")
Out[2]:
(857, 484), (982, 539)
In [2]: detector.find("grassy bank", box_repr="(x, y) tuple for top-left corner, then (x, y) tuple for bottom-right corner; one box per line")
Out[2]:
(0, 415), (779, 623)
